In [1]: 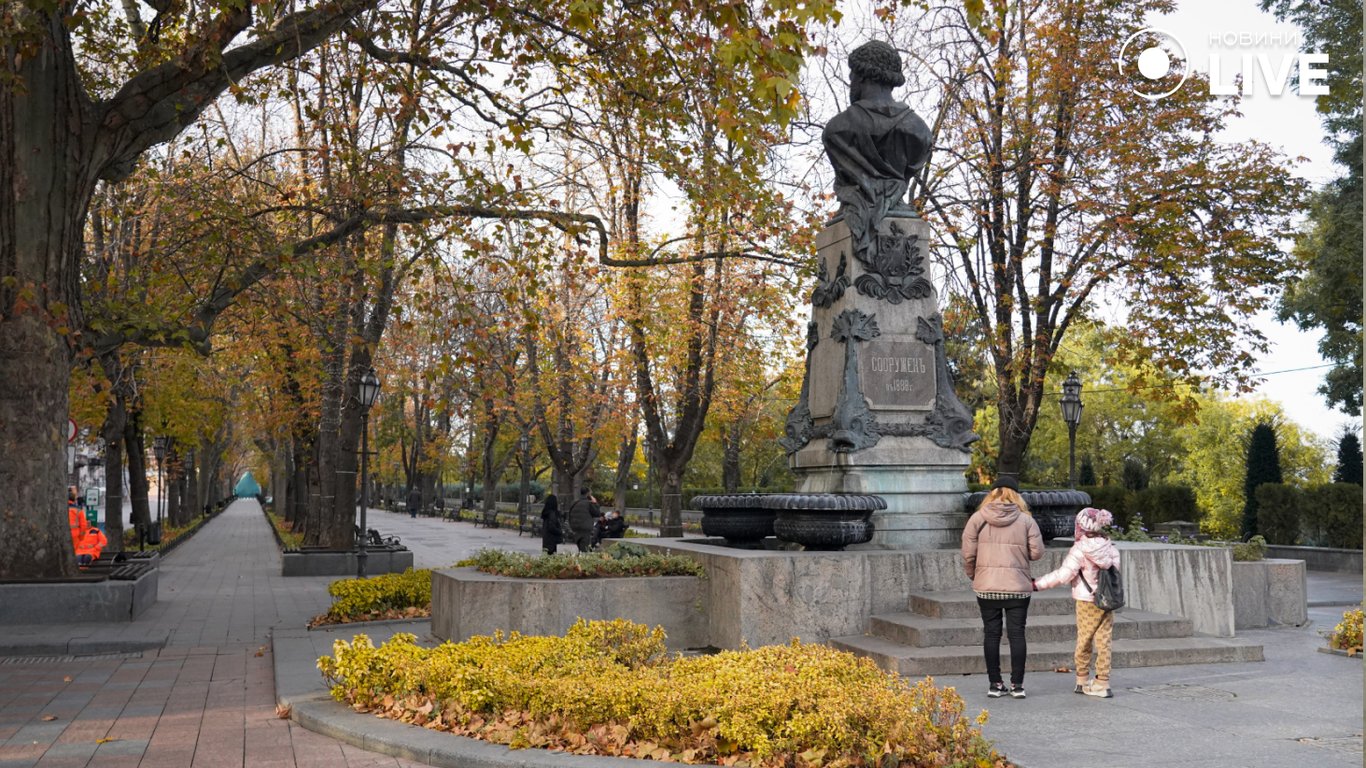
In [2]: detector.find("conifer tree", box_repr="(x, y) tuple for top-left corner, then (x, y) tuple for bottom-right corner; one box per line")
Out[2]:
(1242, 422), (1284, 539)
(1332, 431), (1363, 486)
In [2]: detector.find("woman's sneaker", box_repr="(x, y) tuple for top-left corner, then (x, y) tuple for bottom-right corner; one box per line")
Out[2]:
(1009, 685), (1026, 699)
(987, 682), (1008, 698)
(1082, 681), (1113, 698)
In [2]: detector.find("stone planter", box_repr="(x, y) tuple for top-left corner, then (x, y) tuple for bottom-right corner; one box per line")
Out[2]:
(0, 562), (158, 624)
(430, 568), (706, 651)
(962, 489), (1091, 542)
(1233, 558), (1307, 629)
(767, 493), (883, 550)
(693, 494), (775, 547)
(281, 546), (414, 577)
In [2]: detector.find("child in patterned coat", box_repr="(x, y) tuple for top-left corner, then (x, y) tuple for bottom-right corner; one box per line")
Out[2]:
(1032, 507), (1121, 698)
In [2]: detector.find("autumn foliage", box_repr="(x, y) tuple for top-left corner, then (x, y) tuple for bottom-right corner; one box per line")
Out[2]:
(319, 619), (1008, 767)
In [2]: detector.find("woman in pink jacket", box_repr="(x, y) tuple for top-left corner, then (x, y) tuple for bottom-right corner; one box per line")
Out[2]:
(961, 476), (1044, 699)
(1033, 507), (1121, 698)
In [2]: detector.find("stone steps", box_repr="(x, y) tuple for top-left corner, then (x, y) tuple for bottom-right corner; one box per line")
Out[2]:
(869, 609), (1193, 647)
(830, 587), (1263, 678)
(909, 588), (1076, 618)
(829, 634), (1265, 677)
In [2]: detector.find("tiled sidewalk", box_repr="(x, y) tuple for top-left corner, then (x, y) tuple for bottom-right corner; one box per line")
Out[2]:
(0, 500), (433, 768)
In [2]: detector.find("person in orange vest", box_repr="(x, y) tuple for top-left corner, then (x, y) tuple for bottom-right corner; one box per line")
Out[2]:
(68, 492), (91, 553)
(76, 526), (107, 566)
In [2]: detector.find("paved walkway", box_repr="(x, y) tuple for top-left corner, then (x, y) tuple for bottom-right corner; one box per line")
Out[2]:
(2, 500), (1361, 768)
(0, 500), (433, 768)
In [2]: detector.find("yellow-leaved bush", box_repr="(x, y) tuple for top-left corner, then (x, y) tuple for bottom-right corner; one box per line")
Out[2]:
(317, 619), (1007, 767)
(1328, 608), (1363, 653)
(322, 569), (432, 623)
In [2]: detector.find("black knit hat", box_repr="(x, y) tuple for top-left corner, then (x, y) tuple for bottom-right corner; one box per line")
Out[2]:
(991, 474), (1020, 492)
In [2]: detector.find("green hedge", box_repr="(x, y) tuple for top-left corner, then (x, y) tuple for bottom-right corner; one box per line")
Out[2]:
(1302, 483), (1364, 549)
(1127, 484), (1199, 527)
(1254, 484), (1302, 545)
(1079, 485), (1133, 528)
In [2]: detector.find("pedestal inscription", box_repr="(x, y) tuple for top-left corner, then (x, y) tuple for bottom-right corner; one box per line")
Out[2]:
(863, 337), (935, 410)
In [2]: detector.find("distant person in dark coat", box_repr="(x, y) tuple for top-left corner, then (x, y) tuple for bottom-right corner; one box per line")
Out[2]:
(566, 487), (602, 552)
(407, 487), (421, 519)
(540, 495), (562, 555)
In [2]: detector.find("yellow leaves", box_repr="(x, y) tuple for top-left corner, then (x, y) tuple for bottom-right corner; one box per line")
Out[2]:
(317, 621), (1004, 766)
(1328, 608), (1364, 653)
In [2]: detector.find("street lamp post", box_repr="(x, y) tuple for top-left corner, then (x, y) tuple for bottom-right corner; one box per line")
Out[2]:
(1059, 371), (1084, 489)
(518, 434), (530, 535)
(357, 368), (382, 578)
(152, 436), (168, 546)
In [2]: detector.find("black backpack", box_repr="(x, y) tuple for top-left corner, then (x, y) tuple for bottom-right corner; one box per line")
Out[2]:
(1080, 565), (1125, 612)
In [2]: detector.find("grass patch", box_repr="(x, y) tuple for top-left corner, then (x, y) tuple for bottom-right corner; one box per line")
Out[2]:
(319, 619), (1007, 767)
(264, 510), (304, 549)
(455, 543), (704, 579)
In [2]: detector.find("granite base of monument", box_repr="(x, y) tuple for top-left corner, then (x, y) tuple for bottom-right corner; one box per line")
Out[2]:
(782, 213), (975, 549)
(635, 539), (1242, 648)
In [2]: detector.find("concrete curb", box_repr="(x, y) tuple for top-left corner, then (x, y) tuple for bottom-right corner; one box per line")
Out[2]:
(0, 633), (169, 657)
(1315, 646), (1363, 659)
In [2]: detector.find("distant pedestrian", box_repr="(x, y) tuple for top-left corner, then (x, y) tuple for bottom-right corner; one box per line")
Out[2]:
(961, 475), (1044, 700)
(67, 491), (90, 553)
(566, 486), (602, 553)
(540, 495), (562, 555)
(407, 487), (421, 519)
(1033, 507), (1122, 699)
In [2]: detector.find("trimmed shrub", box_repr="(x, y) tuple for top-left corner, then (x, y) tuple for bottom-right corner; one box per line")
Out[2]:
(1127, 484), (1199, 528)
(1080, 485), (1132, 528)
(1303, 483), (1364, 549)
(1333, 432), (1363, 486)
(324, 569), (432, 623)
(455, 544), (705, 579)
(1242, 422), (1283, 539)
(1254, 484), (1302, 545)
(318, 619), (1008, 767)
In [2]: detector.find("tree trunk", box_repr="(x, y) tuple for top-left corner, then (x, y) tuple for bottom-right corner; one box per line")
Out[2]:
(659, 467), (684, 537)
(99, 391), (127, 553)
(0, 14), (97, 578)
(183, 448), (199, 522)
(166, 445), (182, 527)
(721, 421), (742, 493)
(123, 414), (151, 545)
(611, 427), (637, 516)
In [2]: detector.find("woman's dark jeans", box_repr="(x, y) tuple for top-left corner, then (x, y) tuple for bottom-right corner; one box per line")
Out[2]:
(977, 596), (1031, 686)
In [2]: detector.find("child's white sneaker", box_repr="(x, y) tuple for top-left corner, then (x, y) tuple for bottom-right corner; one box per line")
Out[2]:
(1082, 681), (1113, 698)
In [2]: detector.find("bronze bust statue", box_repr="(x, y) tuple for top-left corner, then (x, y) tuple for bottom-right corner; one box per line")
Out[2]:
(822, 41), (932, 260)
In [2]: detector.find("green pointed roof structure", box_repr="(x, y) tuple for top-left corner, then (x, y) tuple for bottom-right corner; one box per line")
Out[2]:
(234, 471), (261, 497)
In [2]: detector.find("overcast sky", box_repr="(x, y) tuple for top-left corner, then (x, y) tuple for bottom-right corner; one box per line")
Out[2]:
(1154, 0), (1352, 442)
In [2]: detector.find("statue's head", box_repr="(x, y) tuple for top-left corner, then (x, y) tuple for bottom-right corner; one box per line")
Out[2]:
(848, 41), (905, 89)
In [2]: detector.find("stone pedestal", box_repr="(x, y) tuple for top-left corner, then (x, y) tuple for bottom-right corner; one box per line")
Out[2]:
(783, 212), (974, 549)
